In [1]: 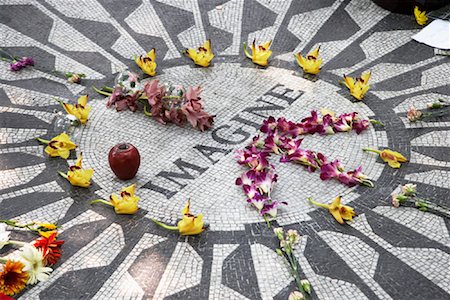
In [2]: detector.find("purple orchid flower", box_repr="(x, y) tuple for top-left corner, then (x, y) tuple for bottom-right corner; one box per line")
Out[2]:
(254, 170), (277, 194)
(320, 160), (344, 180)
(353, 119), (369, 134)
(243, 184), (260, 199)
(260, 116), (277, 134)
(247, 194), (269, 211)
(260, 200), (287, 218)
(318, 114), (335, 135)
(235, 169), (257, 186)
(333, 117), (352, 132)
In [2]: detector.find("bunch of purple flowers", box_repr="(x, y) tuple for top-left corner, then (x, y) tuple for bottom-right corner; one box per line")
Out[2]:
(9, 57), (34, 72)
(235, 113), (374, 221)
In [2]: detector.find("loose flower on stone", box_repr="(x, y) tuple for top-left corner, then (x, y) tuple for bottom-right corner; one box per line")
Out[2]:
(0, 225), (10, 250)
(8, 57), (34, 72)
(151, 199), (206, 236)
(363, 148), (408, 169)
(414, 6), (428, 26)
(58, 153), (94, 188)
(19, 244), (53, 285)
(36, 133), (77, 159)
(184, 39), (215, 67)
(243, 40), (272, 67)
(91, 184), (140, 215)
(274, 227), (311, 299)
(391, 183), (450, 218)
(55, 95), (92, 124)
(308, 196), (356, 224)
(135, 48), (157, 76)
(343, 71), (371, 101)
(32, 233), (64, 266)
(65, 72), (85, 84)
(0, 260), (29, 296)
(295, 46), (322, 75)
(406, 105), (423, 122)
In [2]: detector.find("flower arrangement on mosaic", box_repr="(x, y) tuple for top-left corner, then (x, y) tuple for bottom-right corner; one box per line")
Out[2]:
(274, 228), (311, 299)
(0, 221), (64, 296)
(407, 99), (450, 122)
(94, 76), (215, 131)
(0, 49), (34, 72)
(392, 183), (450, 218)
(53, 95), (92, 125)
(236, 113), (374, 223)
(151, 199), (206, 236)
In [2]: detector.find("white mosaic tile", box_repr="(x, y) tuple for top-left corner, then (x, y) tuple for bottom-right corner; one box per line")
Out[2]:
(59, 210), (107, 234)
(294, 236), (369, 300)
(153, 242), (203, 298)
(0, 181), (63, 203)
(11, 196), (73, 226)
(93, 233), (167, 300)
(0, 163), (46, 190)
(251, 243), (292, 300)
(405, 170), (450, 189)
(319, 231), (393, 300)
(373, 206), (450, 247)
(125, 0), (180, 60)
(209, 244), (249, 300)
(411, 130), (450, 147)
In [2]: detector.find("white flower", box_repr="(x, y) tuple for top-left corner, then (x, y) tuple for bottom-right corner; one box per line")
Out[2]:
(401, 183), (417, 196)
(0, 223), (10, 249)
(19, 244), (53, 284)
(288, 291), (304, 300)
(287, 229), (300, 244)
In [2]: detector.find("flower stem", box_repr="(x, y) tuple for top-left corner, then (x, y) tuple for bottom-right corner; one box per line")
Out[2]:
(243, 42), (252, 59)
(263, 215), (271, 228)
(92, 86), (112, 97)
(90, 199), (114, 207)
(58, 171), (68, 179)
(150, 218), (179, 231)
(51, 96), (64, 106)
(0, 257), (7, 264)
(36, 137), (50, 144)
(369, 119), (385, 126)
(307, 197), (329, 209)
(362, 148), (380, 154)
(101, 86), (114, 92)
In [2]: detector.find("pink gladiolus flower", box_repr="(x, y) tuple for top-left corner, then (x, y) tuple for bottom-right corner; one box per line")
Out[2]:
(318, 114), (335, 135)
(247, 194), (268, 211)
(243, 184), (260, 199)
(333, 118), (352, 132)
(254, 170), (277, 194)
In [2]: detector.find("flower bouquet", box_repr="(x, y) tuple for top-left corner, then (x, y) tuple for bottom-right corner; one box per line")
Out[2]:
(94, 75), (215, 131)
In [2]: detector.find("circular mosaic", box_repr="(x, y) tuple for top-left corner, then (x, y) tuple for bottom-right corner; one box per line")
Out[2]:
(81, 63), (386, 229)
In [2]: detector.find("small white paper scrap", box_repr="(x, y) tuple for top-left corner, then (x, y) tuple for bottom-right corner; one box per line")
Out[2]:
(412, 19), (450, 49)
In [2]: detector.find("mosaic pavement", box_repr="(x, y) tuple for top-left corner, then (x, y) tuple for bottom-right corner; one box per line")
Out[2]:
(1, 0), (450, 299)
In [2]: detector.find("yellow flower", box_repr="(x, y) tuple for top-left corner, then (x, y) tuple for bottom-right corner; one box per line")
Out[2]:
(308, 196), (356, 224)
(36, 223), (58, 238)
(244, 40), (272, 67)
(91, 184), (140, 214)
(135, 49), (157, 76)
(61, 95), (91, 124)
(343, 71), (371, 101)
(414, 6), (428, 26)
(37, 133), (77, 159)
(363, 148), (408, 169)
(59, 153), (93, 188)
(150, 199), (206, 236)
(295, 47), (323, 75)
(184, 39), (214, 67)
(177, 200), (205, 235)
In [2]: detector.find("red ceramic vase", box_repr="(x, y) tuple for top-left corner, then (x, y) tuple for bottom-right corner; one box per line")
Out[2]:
(108, 143), (140, 180)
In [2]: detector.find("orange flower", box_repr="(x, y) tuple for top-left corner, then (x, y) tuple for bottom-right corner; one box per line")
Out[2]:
(32, 233), (64, 266)
(0, 260), (29, 296)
